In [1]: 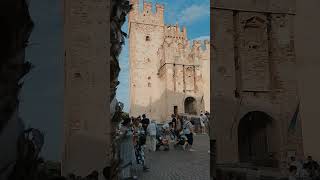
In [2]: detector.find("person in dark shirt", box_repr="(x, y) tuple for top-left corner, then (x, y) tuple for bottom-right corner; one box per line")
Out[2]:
(305, 156), (320, 173)
(171, 114), (177, 128)
(141, 114), (150, 132)
(171, 114), (179, 139)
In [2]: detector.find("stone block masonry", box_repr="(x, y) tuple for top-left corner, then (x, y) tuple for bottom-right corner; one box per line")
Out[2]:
(63, 0), (110, 176)
(128, 0), (210, 122)
(211, 0), (302, 178)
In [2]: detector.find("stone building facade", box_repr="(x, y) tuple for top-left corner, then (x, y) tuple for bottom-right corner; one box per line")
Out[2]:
(128, 0), (210, 122)
(62, 0), (111, 176)
(211, 0), (303, 175)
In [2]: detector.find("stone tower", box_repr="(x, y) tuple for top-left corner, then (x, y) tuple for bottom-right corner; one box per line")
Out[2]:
(62, 0), (111, 176)
(128, 0), (165, 120)
(129, 0), (210, 122)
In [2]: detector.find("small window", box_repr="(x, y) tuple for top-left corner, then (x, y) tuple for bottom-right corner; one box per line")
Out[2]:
(146, 36), (150, 41)
(148, 82), (151, 87)
(174, 106), (178, 115)
(234, 90), (240, 98)
(74, 72), (81, 78)
(148, 76), (151, 80)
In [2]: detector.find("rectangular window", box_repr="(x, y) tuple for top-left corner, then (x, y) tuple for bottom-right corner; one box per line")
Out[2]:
(174, 106), (178, 115)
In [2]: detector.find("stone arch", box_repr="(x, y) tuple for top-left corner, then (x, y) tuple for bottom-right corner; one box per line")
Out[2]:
(237, 111), (277, 167)
(184, 97), (197, 115)
(232, 99), (278, 139)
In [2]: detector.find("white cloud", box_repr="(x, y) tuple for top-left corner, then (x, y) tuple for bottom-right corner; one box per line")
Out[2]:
(192, 35), (210, 41)
(178, 4), (210, 25)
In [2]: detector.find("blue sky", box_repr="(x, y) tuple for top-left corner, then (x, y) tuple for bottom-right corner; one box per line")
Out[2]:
(116, 0), (210, 112)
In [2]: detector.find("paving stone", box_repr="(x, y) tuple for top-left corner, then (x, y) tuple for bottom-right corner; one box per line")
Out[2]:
(134, 134), (210, 180)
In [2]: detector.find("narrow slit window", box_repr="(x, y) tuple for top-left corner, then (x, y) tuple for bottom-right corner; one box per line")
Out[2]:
(146, 36), (150, 41)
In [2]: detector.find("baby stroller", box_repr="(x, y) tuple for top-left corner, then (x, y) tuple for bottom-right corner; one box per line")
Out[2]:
(156, 128), (170, 151)
(174, 131), (188, 149)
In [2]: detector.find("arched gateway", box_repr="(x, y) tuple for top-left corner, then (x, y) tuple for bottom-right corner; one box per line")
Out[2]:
(184, 97), (197, 115)
(238, 111), (275, 166)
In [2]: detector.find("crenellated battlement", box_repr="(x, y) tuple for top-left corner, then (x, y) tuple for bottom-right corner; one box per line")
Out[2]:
(156, 3), (164, 12)
(143, 1), (152, 12)
(164, 24), (187, 40)
(191, 39), (210, 50)
(192, 40), (202, 47)
(129, 0), (164, 25)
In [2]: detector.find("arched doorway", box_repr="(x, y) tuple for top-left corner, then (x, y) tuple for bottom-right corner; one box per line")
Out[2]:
(184, 97), (197, 115)
(238, 111), (273, 165)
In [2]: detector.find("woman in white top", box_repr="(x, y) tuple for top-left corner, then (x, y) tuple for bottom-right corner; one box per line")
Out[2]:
(147, 120), (157, 152)
(119, 118), (136, 179)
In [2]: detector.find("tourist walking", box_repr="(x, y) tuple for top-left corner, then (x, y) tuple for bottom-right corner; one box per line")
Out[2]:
(119, 118), (136, 180)
(301, 164), (312, 180)
(183, 117), (195, 151)
(162, 121), (174, 141)
(200, 113), (206, 134)
(132, 117), (140, 147)
(176, 115), (183, 131)
(133, 119), (150, 172)
(302, 156), (320, 180)
(170, 114), (178, 139)
(289, 156), (303, 178)
(204, 111), (210, 134)
(305, 156), (320, 171)
(147, 119), (157, 152)
(141, 114), (150, 132)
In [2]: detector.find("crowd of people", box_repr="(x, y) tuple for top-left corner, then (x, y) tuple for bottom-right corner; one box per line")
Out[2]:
(117, 111), (210, 180)
(288, 156), (320, 180)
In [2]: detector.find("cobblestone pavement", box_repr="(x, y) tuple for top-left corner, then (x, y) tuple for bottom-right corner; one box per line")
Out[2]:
(134, 134), (210, 180)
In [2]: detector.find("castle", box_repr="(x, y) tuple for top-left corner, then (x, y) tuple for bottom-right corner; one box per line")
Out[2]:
(128, 0), (210, 122)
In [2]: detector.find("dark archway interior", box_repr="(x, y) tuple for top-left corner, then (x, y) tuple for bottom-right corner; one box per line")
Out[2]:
(184, 97), (197, 115)
(238, 111), (273, 166)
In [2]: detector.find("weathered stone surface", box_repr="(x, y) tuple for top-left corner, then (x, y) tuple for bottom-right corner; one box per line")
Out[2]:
(211, 0), (302, 175)
(295, 0), (320, 161)
(63, 0), (110, 176)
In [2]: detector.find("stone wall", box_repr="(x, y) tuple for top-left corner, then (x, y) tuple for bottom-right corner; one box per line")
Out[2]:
(295, 0), (320, 161)
(63, 0), (110, 176)
(211, 0), (302, 172)
(128, 2), (165, 120)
